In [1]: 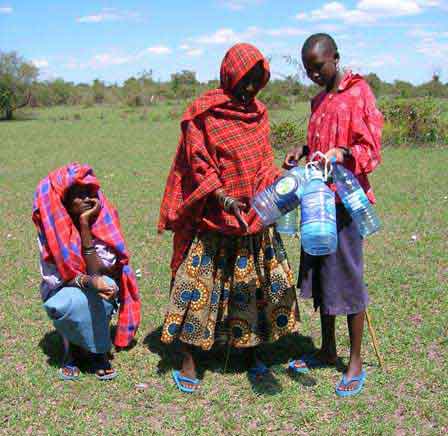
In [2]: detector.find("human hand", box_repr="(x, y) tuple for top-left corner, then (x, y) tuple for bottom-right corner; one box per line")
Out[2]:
(283, 145), (306, 169)
(79, 198), (101, 225)
(227, 198), (249, 233)
(91, 276), (118, 301)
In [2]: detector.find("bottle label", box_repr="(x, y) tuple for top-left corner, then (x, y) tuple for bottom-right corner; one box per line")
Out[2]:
(274, 175), (297, 196)
(301, 191), (336, 225)
(344, 188), (369, 213)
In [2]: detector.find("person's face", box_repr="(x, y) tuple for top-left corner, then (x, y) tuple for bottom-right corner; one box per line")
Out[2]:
(65, 184), (97, 217)
(302, 45), (339, 88)
(232, 62), (265, 104)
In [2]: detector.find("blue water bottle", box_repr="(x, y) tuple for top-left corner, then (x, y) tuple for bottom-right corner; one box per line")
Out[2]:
(275, 167), (306, 235)
(331, 159), (381, 238)
(252, 166), (307, 226)
(300, 161), (337, 256)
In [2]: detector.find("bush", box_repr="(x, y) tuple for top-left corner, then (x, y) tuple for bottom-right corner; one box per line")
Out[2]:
(380, 97), (448, 145)
(259, 91), (290, 110)
(270, 119), (306, 150)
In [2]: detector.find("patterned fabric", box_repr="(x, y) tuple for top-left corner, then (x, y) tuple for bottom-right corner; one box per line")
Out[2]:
(158, 43), (281, 273)
(307, 70), (383, 203)
(161, 228), (299, 350)
(32, 163), (140, 347)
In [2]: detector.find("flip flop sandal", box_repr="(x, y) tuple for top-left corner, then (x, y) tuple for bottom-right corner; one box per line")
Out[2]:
(91, 354), (118, 381)
(58, 364), (80, 381)
(335, 369), (367, 398)
(248, 361), (270, 382)
(288, 359), (310, 374)
(95, 367), (118, 381)
(172, 370), (200, 394)
(289, 354), (335, 373)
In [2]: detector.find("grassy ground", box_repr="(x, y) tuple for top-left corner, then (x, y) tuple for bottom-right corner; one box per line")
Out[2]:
(1, 104), (447, 435)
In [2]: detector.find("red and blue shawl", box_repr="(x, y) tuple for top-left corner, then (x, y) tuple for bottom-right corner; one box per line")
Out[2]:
(32, 163), (141, 348)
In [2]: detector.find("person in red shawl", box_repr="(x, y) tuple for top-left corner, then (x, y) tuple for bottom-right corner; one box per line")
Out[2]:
(158, 43), (300, 393)
(284, 34), (383, 397)
(33, 163), (140, 381)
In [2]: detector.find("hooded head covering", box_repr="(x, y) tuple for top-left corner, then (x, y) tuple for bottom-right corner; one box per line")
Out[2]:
(32, 163), (140, 347)
(158, 43), (281, 273)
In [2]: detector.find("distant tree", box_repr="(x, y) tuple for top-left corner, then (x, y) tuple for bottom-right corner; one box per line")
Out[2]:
(48, 79), (73, 105)
(92, 78), (106, 103)
(392, 80), (415, 98)
(364, 73), (383, 97)
(0, 51), (38, 119)
(171, 70), (199, 98)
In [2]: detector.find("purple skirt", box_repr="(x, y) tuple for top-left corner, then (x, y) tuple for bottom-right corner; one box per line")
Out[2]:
(298, 204), (368, 316)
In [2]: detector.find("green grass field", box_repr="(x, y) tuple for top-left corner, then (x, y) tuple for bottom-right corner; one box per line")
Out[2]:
(1, 104), (447, 435)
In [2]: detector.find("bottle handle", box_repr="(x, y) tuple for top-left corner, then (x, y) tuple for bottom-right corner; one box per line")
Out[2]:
(307, 151), (332, 181)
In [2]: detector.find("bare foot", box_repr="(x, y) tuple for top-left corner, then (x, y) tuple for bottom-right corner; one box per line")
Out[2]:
(179, 354), (199, 391)
(338, 358), (363, 392)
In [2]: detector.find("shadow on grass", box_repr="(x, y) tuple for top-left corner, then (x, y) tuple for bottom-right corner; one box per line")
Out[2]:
(0, 113), (37, 122)
(144, 326), (319, 393)
(39, 330), (64, 368)
(39, 327), (128, 372)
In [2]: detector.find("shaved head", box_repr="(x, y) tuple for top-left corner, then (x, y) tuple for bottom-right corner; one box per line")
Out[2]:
(302, 33), (338, 59)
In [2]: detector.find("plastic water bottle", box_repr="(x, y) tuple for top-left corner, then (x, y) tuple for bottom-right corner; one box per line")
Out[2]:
(276, 209), (298, 235)
(300, 165), (337, 256)
(331, 160), (381, 238)
(275, 166), (306, 235)
(252, 166), (307, 226)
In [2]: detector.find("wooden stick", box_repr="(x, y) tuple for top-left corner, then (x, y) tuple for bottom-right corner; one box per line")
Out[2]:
(365, 309), (385, 370)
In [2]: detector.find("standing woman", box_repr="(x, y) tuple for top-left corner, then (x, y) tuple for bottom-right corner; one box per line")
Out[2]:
(33, 163), (141, 380)
(158, 43), (300, 393)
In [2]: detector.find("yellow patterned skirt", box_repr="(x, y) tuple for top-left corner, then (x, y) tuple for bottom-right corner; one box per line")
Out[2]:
(161, 227), (300, 350)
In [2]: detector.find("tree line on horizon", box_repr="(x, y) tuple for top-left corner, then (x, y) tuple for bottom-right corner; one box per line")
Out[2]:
(1, 50), (448, 120)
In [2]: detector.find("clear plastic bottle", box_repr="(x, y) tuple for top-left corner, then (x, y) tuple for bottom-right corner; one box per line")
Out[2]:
(276, 209), (298, 235)
(331, 159), (381, 238)
(300, 166), (338, 256)
(252, 166), (307, 226)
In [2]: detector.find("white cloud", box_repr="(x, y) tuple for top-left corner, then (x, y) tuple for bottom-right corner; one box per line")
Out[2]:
(417, 38), (448, 58)
(347, 54), (397, 71)
(32, 59), (49, 68)
(220, 0), (263, 10)
(0, 6), (12, 14)
(296, 0), (440, 25)
(358, 0), (421, 15)
(194, 26), (307, 45)
(144, 46), (172, 55)
(90, 53), (132, 66)
(65, 44), (172, 71)
(265, 27), (307, 37)
(179, 44), (204, 57)
(195, 28), (249, 44)
(77, 9), (140, 23)
(296, 2), (375, 24)
(186, 48), (204, 57)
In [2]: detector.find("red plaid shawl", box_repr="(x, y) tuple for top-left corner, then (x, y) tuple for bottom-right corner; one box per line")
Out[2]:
(32, 163), (141, 347)
(158, 43), (281, 273)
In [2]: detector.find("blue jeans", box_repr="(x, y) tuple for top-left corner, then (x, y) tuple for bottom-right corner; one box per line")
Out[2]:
(43, 276), (116, 354)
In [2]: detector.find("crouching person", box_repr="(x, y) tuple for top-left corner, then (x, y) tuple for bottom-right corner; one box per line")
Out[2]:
(32, 163), (141, 380)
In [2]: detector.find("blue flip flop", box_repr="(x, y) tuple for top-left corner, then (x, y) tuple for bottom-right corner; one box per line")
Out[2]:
(58, 364), (80, 381)
(335, 369), (366, 397)
(289, 354), (332, 373)
(288, 359), (310, 374)
(248, 361), (269, 381)
(172, 370), (200, 394)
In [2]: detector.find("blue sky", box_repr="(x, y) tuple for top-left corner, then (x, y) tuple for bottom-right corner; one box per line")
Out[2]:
(1, 0), (447, 85)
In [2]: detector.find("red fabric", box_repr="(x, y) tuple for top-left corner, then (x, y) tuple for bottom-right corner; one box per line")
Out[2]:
(32, 163), (141, 347)
(307, 71), (384, 203)
(158, 43), (281, 273)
